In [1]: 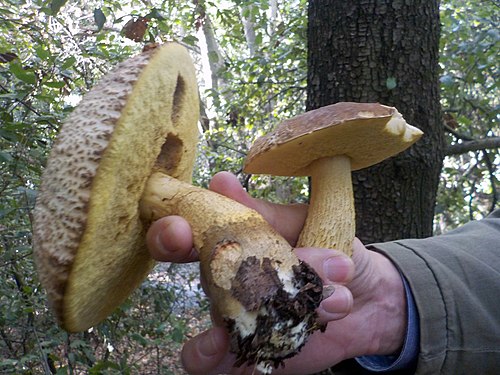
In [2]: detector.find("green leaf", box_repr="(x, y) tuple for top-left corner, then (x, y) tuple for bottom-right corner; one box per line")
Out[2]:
(182, 35), (199, 46)
(22, 285), (33, 294)
(0, 151), (13, 163)
(35, 46), (51, 60)
(94, 8), (106, 31)
(0, 128), (17, 141)
(89, 361), (121, 374)
(207, 51), (220, 64)
(61, 56), (76, 70)
(0, 208), (16, 219)
(386, 77), (397, 90)
(145, 8), (165, 20)
(50, 0), (68, 15)
(9, 63), (36, 84)
(69, 339), (86, 348)
(0, 359), (17, 368)
(0, 92), (19, 99)
(130, 333), (149, 346)
(43, 80), (65, 88)
(255, 32), (263, 46)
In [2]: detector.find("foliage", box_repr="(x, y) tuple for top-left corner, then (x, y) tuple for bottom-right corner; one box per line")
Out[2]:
(436, 0), (499, 231)
(194, 0), (310, 202)
(0, 0), (498, 373)
(0, 1), (207, 373)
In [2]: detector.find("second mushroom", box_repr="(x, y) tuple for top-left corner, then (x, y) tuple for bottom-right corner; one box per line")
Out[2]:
(244, 103), (423, 256)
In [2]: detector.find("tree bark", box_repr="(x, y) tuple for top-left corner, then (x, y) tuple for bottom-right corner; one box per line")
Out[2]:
(307, 0), (444, 244)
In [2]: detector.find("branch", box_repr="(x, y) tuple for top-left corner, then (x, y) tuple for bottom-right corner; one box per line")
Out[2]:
(482, 151), (498, 213)
(445, 137), (500, 155)
(444, 123), (474, 141)
(444, 122), (499, 212)
(209, 142), (248, 156)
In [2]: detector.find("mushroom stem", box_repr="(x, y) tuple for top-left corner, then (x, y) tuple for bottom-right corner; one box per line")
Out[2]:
(140, 171), (291, 267)
(297, 155), (355, 256)
(140, 171), (324, 371)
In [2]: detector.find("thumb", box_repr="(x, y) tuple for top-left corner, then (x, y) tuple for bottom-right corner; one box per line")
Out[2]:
(180, 327), (235, 375)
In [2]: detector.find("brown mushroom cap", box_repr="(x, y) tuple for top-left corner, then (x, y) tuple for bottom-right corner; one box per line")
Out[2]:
(244, 102), (423, 176)
(33, 43), (199, 332)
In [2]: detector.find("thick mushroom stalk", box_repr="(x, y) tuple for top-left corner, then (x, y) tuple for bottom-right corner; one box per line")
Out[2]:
(298, 156), (354, 253)
(33, 43), (324, 373)
(244, 102), (424, 256)
(141, 172), (324, 371)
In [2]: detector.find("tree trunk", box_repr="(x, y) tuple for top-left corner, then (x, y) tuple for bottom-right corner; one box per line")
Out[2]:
(307, 0), (444, 244)
(201, 13), (226, 106)
(240, 4), (257, 55)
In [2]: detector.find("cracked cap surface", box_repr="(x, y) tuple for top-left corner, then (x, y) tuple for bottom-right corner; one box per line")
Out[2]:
(33, 43), (200, 331)
(244, 102), (423, 176)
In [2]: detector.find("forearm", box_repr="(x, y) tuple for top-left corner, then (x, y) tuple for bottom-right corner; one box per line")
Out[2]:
(369, 210), (500, 374)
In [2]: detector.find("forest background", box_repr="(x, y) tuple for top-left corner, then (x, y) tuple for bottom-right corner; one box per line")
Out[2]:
(0, 0), (498, 374)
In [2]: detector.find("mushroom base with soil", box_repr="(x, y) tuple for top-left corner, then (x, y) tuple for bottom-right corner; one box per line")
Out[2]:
(141, 172), (325, 372)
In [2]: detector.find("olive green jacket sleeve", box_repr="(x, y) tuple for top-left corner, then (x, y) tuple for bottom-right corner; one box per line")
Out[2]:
(369, 209), (500, 374)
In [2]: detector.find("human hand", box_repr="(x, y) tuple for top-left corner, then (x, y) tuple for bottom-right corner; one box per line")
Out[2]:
(146, 172), (407, 374)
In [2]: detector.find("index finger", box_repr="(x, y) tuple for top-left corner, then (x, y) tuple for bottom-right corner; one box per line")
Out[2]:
(209, 172), (308, 246)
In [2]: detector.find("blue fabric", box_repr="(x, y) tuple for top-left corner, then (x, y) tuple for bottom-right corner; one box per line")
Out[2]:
(355, 276), (419, 372)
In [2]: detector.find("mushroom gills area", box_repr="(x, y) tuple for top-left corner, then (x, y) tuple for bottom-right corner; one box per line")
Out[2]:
(226, 256), (325, 373)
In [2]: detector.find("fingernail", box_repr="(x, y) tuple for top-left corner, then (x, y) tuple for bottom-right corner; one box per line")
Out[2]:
(157, 221), (178, 253)
(322, 284), (336, 299)
(323, 256), (351, 282)
(155, 230), (168, 254)
(198, 330), (219, 358)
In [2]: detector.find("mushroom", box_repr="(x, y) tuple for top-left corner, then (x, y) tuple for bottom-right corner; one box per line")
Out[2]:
(244, 102), (423, 255)
(33, 43), (323, 372)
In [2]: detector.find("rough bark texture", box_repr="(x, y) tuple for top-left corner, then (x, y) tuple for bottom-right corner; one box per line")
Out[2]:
(307, 0), (444, 244)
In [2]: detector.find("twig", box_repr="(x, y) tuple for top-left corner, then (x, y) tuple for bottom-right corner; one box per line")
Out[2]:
(0, 329), (15, 356)
(0, 83), (58, 131)
(444, 122), (499, 213)
(210, 142), (248, 156)
(445, 137), (500, 155)
(444, 123), (474, 141)
(481, 150), (498, 213)
(469, 178), (477, 221)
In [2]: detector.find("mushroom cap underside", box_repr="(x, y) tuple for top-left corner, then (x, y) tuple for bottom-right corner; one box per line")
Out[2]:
(33, 43), (200, 332)
(244, 102), (423, 176)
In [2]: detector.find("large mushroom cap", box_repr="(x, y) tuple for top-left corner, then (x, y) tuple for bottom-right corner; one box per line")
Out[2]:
(244, 102), (423, 176)
(33, 43), (199, 332)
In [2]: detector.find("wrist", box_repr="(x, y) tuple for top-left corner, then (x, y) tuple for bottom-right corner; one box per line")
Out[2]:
(364, 250), (408, 356)
(333, 241), (408, 362)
